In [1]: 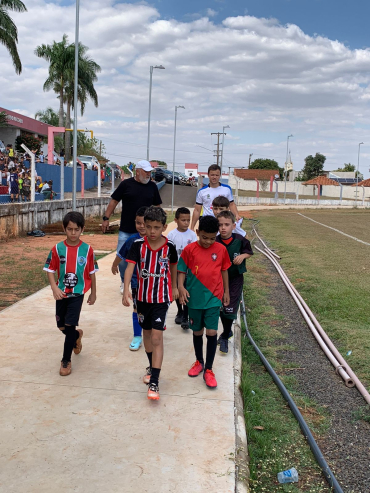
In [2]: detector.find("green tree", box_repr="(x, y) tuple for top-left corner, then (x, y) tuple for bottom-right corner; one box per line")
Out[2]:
(249, 158), (284, 179)
(35, 35), (74, 128)
(63, 42), (100, 161)
(302, 153), (326, 181)
(35, 107), (66, 152)
(333, 163), (356, 172)
(15, 132), (41, 153)
(0, 110), (9, 127)
(0, 0), (27, 74)
(77, 133), (105, 161)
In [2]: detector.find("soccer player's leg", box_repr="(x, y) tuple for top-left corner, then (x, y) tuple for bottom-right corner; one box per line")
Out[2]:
(188, 308), (205, 377)
(137, 301), (153, 384)
(203, 307), (221, 388)
(218, 276), (243, 351)
(147, 303), (169, 400)
(130, 288), (142, 351)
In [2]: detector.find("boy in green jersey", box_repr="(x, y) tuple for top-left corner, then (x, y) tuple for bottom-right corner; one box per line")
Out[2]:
(43, 212), (98, 376)
(216, 210), (253, 354)
(178, 216), (231, 389)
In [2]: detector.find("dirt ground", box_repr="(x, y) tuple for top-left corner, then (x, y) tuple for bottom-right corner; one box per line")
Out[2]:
(0, 217), (120, 311)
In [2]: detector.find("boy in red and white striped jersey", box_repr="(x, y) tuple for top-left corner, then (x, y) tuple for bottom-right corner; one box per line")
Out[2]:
(123, 207), (178, 400)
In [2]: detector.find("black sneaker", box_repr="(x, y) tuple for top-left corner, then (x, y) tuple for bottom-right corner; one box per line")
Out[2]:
(219, 338), (229, 354)
(217, 330), (234, 344)
(175, 313), (183, 324)
(181, 317), (189, 330)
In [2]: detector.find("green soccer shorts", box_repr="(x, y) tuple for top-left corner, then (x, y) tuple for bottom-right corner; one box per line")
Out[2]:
(188, 306), (220, 332)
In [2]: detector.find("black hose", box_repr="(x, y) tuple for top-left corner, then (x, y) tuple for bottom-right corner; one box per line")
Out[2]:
(240, 296), (343, 493)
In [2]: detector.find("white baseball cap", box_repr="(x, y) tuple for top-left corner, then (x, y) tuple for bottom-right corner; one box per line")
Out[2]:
(136, 160), (153, 172)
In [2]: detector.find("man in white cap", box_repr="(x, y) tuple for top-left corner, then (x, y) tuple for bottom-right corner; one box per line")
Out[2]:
(102, 159), (162, 274)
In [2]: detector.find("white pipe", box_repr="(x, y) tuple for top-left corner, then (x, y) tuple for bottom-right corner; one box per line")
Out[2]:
(256, 245), (370, 405)
(263, 248), (370, 404)
(252, 226), (281, 259)
(256, 246), (354, 387)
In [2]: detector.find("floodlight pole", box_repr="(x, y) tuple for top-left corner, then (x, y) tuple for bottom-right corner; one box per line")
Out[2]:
(147, 65), (165, 161)
(284, 134), (293, 203)
(356, 142), (364, 207)
(72, 0), (80, 211)
(171, 105), (185, 213)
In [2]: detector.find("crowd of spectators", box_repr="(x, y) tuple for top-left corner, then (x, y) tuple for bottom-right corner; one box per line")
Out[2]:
(0, 144), (53, 202)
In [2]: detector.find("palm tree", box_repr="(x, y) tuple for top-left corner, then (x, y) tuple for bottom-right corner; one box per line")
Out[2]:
(64, 43), (100, 161)
(35, 107), (61, 127)
(0, 0), (27, 74)
(0, 110), (9, 127)
(35, 35), (74, 128)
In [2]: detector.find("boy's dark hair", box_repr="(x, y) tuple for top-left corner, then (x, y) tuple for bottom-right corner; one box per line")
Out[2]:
(208, 164), (221, 175)
(175, 207), (190, 219)
(136, 206), (148, 218)
(198, 215), (219, 233)
(212, 196), (230, 208)
(144, 206), (167, 226)
(63, 211), (85, 229)
(217, 210), (235, 223)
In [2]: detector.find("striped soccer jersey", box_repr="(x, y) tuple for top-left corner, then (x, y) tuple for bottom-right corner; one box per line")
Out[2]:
(44, 240), (98, 297)
(126, 236), (178, 303)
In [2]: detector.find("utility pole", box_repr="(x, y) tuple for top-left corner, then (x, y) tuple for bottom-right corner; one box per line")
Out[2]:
(248, 153), (253, 167)
(99, 140), (102, 155)
(211, 132), (225, 167)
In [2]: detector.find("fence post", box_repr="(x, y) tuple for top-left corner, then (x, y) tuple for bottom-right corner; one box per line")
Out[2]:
(105, 163), (115, 196)
(269, 176), (274, 192)
(255, 178), (259, 199)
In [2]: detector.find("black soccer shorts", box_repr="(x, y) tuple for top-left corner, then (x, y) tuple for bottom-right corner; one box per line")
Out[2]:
(136, 301), (170, 331)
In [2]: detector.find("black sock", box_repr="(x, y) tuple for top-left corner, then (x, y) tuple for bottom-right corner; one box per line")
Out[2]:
(193, 334), (204, 364)
(220, 315), (233, 339)
(146, 351), (153, 368)
(62, 325), (79, 362)
(149, 367), (161, 386)
(175, 299), (183, 315)
(205, 334), (217, 371)
(183, 304), (188, 320)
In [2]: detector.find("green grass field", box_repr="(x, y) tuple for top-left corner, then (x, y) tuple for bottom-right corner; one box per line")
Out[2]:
(241, 208), (370, 492)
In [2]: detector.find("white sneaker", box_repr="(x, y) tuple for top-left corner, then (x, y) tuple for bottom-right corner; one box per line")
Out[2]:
(120, 282), (124, 295)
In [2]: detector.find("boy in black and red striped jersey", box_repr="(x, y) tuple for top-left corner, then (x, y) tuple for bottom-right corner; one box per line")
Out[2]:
(123, 206), (178, 400)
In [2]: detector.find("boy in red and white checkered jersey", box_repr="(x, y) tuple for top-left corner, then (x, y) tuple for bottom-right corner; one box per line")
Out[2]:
(123, 207), (178, 400)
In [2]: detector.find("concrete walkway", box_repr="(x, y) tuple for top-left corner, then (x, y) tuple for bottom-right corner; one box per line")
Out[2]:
(0, 251), (237, 492)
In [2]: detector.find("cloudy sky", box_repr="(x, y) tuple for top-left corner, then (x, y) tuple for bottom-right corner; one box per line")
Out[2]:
(2, 0), (370, 176)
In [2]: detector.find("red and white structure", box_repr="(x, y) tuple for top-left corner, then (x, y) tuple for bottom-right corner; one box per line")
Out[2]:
(184, 163), (198, 178)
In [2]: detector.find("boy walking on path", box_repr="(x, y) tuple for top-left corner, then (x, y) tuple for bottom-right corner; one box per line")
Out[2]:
(43, 212), (98, 376)
(123, 207), (178, 400)
(216, 211), (253, 354)
(212, 195), (247, 237)
(111, 206), (147, 351)
(178, 216), (231, 389)
(167, 207), (197, 329)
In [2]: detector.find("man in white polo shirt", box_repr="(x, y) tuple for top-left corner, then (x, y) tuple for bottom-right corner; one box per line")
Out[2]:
(190, 164), (240, 230)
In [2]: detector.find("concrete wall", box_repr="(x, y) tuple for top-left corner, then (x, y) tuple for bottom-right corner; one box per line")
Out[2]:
(229, 175), (370, 200)
(0, 127), (20, 148)
(0, 197), (122, 240)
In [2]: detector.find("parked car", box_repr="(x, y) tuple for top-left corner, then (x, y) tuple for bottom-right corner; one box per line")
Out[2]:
(175, 171), (193, 186)
(77, 155), (100, 170)
(154, 168), (180, 185)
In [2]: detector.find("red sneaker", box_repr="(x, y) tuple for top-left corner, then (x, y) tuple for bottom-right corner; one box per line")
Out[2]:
(147, 383), (160, 400)
(203, 369), (217, 388)
(188, 360), (204, 377)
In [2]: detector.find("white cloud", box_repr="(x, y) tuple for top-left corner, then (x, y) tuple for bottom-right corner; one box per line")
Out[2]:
(1, 4), (370, 174)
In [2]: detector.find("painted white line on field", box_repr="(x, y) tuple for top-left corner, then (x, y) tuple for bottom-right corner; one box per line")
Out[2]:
(298, 213), (370, 246)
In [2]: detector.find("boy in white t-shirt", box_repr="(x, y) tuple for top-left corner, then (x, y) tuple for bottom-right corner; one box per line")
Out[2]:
(212, 196), (247, 237)
(167, 207), (197, 329)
